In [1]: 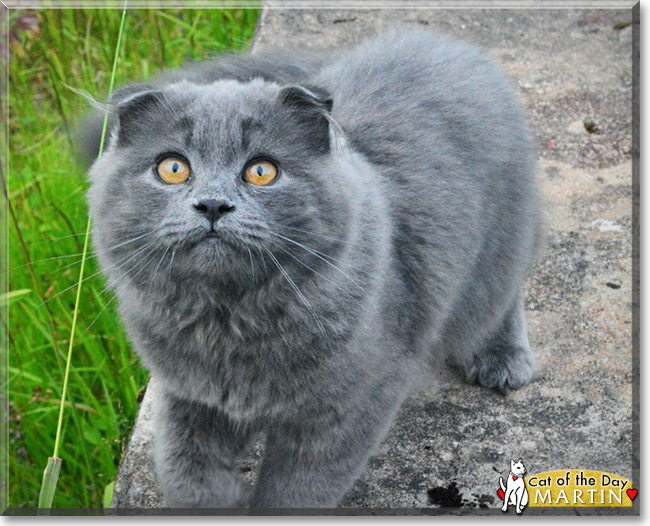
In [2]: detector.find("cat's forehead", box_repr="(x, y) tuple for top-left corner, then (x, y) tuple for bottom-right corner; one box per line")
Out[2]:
(124, 79), (280, 164)
(166, 79), (279, 114)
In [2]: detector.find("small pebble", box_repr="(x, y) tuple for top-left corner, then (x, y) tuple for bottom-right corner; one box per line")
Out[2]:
(584, 118), (599, 134)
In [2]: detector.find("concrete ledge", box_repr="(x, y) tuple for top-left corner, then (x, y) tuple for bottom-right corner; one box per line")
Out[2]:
(112, 2), (637, 511)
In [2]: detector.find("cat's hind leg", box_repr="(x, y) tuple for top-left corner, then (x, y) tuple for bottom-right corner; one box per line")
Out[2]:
(154, 390), (254, 508)
(465, 295), (536, 393)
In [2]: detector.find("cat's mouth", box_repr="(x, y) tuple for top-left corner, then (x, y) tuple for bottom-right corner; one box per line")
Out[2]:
(182, 226), (250, 256)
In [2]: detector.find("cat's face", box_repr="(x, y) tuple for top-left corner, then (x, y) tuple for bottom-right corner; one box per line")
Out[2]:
(511, 459), (527, 476)
(87, 80), (353, 293)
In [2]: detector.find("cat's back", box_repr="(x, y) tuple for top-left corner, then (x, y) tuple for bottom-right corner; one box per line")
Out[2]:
(315, 28), (539, 252)
(315, 28), (533, 187)
(158, 49), (327, 85)
(314, 29), (542, 343)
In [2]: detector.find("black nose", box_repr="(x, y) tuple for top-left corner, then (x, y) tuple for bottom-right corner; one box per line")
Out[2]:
(193, 199), (235, 226)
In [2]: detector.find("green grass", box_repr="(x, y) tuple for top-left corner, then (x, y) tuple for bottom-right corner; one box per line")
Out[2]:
(5, 7), (259, 508)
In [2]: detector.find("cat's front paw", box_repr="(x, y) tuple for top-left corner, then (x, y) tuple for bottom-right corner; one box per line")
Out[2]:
(164, 490), (249, 509)
(160, 476), (250, 508)
(467, 342), (536, 393)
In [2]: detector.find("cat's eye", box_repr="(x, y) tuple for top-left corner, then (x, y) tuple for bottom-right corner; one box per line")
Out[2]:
(157, 156), (191, 185)
(244, 159), (278, 186)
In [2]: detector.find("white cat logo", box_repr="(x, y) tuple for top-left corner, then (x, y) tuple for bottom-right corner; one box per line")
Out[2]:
(498, 458), (529, 514)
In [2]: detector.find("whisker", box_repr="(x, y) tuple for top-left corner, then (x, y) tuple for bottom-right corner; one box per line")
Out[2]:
(146, 244), (171, 296)
(277, 225), (370, 250)
(268, 231), (365, 292)
(252, 242), (269, 278)
(255, 242), (270, 274)
(14, 231), (152, 270)
(94, 244), (159, 299)
(44, 229), (151, 275)
(264, 248), (327, 337)
(45, 253), (101, 277)
(83, 291), (118, 334)
(273, 244), (356, 299)
(13, 252), (97, 269)
(24, 225), (144, 246)
(91, 231), (154, 256)
(85, 244), (160, 332)
(276, 231), (373, 278)
(40, 240), (156, 307)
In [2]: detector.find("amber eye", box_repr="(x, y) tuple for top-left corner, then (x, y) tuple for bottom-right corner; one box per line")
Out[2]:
(157, 156), (191, 184)
(244, 160), (278, 186)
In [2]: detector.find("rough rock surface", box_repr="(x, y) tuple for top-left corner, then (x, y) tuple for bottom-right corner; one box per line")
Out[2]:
(111, 2), (638, 514)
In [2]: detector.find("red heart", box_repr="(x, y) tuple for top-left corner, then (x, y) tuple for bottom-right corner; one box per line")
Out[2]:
(513, 476), (518, 480)
(498, 489), (505, 500)
(627, 489), (638, 501)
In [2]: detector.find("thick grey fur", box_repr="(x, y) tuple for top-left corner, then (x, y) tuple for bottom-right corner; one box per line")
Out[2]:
(83, 29), (543, 508)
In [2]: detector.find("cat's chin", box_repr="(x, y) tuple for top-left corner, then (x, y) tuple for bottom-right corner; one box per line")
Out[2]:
(186, 227), (248, 251)
(182, 230), (238, 258)
(188, 240), (236, 265)
(171, 238), (257, 285)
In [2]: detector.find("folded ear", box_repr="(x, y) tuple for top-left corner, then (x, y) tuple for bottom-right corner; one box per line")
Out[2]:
(109, 84), (166, 147)
(278, 85), (333, 154)
(110, 83), (156, 104)
(279, 85), (333, 113)
(74, 84), (165, 166)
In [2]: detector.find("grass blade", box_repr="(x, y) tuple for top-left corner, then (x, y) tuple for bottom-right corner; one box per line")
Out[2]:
(102, 480), (115, 509)
(0, 289), (32, 305)
(8, 5), (258, 509)
(37, 457), (62, 511)
(38, 0), (129, 510)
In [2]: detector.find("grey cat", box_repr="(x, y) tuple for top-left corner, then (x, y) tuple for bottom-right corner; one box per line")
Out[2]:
(83, 28), (542, 508)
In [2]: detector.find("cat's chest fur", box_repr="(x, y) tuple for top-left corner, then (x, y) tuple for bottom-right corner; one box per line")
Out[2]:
(119, 273), (360, 421)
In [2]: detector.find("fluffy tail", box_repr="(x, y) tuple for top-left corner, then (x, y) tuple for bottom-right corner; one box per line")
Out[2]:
(499, 478), (506, 493)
